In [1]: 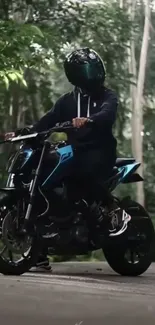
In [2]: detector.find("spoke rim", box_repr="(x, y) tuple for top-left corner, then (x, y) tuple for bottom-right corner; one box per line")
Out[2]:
(0, 205), (32, 265)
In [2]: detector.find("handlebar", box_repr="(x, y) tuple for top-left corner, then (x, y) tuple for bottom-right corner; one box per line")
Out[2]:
(0, 119), (94, 145)
(39, 119), (94, 136)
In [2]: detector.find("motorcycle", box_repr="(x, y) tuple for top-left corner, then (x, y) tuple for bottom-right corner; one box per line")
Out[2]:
(0, 120), (154, 276)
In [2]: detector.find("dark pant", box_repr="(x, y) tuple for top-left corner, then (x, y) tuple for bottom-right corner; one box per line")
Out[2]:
(72, 148), (116, 201)
(74, 148), (115, 180)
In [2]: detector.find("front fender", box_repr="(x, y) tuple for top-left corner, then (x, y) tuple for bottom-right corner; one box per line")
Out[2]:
(0, 188), (26, 206)
(0, 188), (16, 206)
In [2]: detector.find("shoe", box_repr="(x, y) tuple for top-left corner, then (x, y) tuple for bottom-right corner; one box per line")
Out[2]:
(29, 257), (51, 272)
(108, 208), (131, 237)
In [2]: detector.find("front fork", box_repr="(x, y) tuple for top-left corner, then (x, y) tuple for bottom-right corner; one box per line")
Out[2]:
(6, 173), (15, 188)
(22, 141), (50, 233)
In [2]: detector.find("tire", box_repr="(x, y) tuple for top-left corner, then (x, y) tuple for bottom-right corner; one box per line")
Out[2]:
(103, 199), (155, 276)
(0, 241), (38, 276)
(0, 191), (39, 275)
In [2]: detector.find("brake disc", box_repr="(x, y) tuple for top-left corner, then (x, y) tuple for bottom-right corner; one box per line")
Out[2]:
(2, 210), (32, 255)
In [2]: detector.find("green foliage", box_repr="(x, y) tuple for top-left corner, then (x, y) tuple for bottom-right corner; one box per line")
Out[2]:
(0, 20), (47, 87)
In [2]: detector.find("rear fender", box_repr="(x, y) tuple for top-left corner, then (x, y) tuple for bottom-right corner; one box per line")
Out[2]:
(118, 162), (141, 183)
(122, 173), (143, 184)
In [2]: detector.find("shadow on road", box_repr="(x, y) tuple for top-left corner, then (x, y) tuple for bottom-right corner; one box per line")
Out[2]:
(29, 262), (155, 285)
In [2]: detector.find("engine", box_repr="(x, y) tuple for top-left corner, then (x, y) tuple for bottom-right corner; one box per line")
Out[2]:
(40, 201), (89, 253)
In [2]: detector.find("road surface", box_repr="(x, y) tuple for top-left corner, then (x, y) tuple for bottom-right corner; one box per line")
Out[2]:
(1, 262), (155, 325)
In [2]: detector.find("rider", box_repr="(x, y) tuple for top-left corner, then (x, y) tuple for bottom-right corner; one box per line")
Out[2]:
(10, 48), (131, 271)
(28, 48), (131, 271)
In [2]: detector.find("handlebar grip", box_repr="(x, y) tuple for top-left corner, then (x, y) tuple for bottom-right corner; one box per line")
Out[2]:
(57, 119), (94, 128)
(56, 121), (72, 128)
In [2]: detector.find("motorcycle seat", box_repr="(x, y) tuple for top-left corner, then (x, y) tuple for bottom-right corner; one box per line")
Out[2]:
(115, 158), (135, 167)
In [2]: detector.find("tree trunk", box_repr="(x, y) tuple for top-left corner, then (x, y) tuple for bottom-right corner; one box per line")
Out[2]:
(120, 0), (123, 8)
(133, 0), (150, 205)
(128, 0), (137, 157)
(128, 0), (150, 205)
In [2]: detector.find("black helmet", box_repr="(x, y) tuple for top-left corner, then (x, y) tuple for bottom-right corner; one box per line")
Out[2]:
(64, 47), (106, 93)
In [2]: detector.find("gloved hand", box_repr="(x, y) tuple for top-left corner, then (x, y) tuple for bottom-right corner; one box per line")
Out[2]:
(5, 126), (32, 141)
(4, 132), (15, 140)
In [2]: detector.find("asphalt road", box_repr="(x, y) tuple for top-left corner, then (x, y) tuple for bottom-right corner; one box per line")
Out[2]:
(1, 262), (155, 325)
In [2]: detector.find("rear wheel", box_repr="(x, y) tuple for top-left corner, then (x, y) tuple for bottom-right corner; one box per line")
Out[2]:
(103, 199), (155, 276)
(0, 192), (39, 275)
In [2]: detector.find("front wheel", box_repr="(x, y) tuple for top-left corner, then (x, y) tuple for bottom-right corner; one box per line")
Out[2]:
(103, 199), (155, 276)
(0, 192), (39, 275)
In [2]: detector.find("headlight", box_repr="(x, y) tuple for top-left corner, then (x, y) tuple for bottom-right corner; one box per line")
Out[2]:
(7, 149), (33, 173)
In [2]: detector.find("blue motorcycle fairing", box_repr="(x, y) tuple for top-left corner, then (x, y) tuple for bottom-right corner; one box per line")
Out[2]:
(8, 148), (33, 173)
(41, 148), (140, 189)
(118, 162), (141, 184)
(42, 145), (74, 187)
(57, 145), (74, 162)
(105, 162), (141, 192)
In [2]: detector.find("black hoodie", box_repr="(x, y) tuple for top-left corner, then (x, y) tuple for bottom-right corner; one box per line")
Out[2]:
(32, 86), (118, 155)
